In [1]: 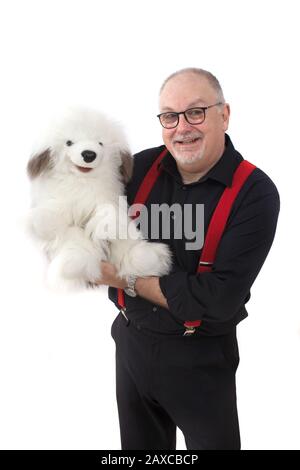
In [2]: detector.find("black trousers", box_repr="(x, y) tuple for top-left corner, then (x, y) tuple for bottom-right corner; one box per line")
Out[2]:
(111, 313), (241, 450)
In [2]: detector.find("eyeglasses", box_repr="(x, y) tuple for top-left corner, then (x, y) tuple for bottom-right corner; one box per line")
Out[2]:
(157, 102), (224, 129)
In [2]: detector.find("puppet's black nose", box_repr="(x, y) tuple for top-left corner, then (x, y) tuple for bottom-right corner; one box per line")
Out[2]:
(81, 150), (97, 163)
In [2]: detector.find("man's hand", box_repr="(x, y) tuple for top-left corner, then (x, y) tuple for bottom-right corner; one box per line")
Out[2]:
(94, 261), (170, 310)
(94, 261), (128, 289)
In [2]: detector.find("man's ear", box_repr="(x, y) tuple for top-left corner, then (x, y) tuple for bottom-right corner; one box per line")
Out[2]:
(119, 150), (133, 184)
(222, 103), (230, 132)
(27, 148), (54, 179)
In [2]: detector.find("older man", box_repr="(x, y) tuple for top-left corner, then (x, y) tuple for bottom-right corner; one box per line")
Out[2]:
(98, 68), (280, 450)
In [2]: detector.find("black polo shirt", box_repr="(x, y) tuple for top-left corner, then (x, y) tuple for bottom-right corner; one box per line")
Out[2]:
(108, 134), (280, 336)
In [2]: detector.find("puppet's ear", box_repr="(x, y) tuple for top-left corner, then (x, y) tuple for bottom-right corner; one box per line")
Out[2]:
(27, 148), (53, 179)
(119, 150), (133, 184)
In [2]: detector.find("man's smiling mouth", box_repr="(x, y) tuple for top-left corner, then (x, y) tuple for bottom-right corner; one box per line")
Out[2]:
(175, 137), (201, 145)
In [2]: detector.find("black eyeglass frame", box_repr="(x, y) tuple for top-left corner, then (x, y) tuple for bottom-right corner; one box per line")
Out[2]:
(157, 102), (224, 129)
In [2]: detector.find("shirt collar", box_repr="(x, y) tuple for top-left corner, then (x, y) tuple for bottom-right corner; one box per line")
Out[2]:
(159, 134), (243, 187)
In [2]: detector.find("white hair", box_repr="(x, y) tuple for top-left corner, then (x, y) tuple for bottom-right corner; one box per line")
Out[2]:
(160, 67), (225, 103)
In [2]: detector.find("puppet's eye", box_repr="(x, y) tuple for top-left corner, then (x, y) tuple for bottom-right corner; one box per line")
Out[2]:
(66, 140), (73, 146)
(99, 142), (103, 146)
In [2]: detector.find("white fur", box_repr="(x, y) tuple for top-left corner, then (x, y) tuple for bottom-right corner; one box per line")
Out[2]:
(27, 108), (172, 292)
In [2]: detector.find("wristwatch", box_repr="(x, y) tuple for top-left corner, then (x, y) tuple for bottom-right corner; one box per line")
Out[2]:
(124, 274), (137, 297)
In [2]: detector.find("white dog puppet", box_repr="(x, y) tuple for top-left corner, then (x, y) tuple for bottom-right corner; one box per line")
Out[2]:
(27, 108), (172, 291)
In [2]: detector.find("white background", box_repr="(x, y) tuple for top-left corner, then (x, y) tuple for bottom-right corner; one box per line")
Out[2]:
(0, 0), (299, 450)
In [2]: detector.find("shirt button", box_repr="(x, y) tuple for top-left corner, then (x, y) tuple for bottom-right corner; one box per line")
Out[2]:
(152, 306), (157, 312)
(182, 186), (187, 190)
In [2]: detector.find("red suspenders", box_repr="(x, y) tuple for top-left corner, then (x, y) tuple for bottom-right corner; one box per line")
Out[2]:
(117, 147), (256, 335)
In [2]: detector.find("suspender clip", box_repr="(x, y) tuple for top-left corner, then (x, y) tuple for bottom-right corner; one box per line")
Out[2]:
(183, 326), (196, 336)
(119, 307), (130, 326)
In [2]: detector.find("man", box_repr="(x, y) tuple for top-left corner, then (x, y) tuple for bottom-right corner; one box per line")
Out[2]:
(96, 68), (280, 450)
